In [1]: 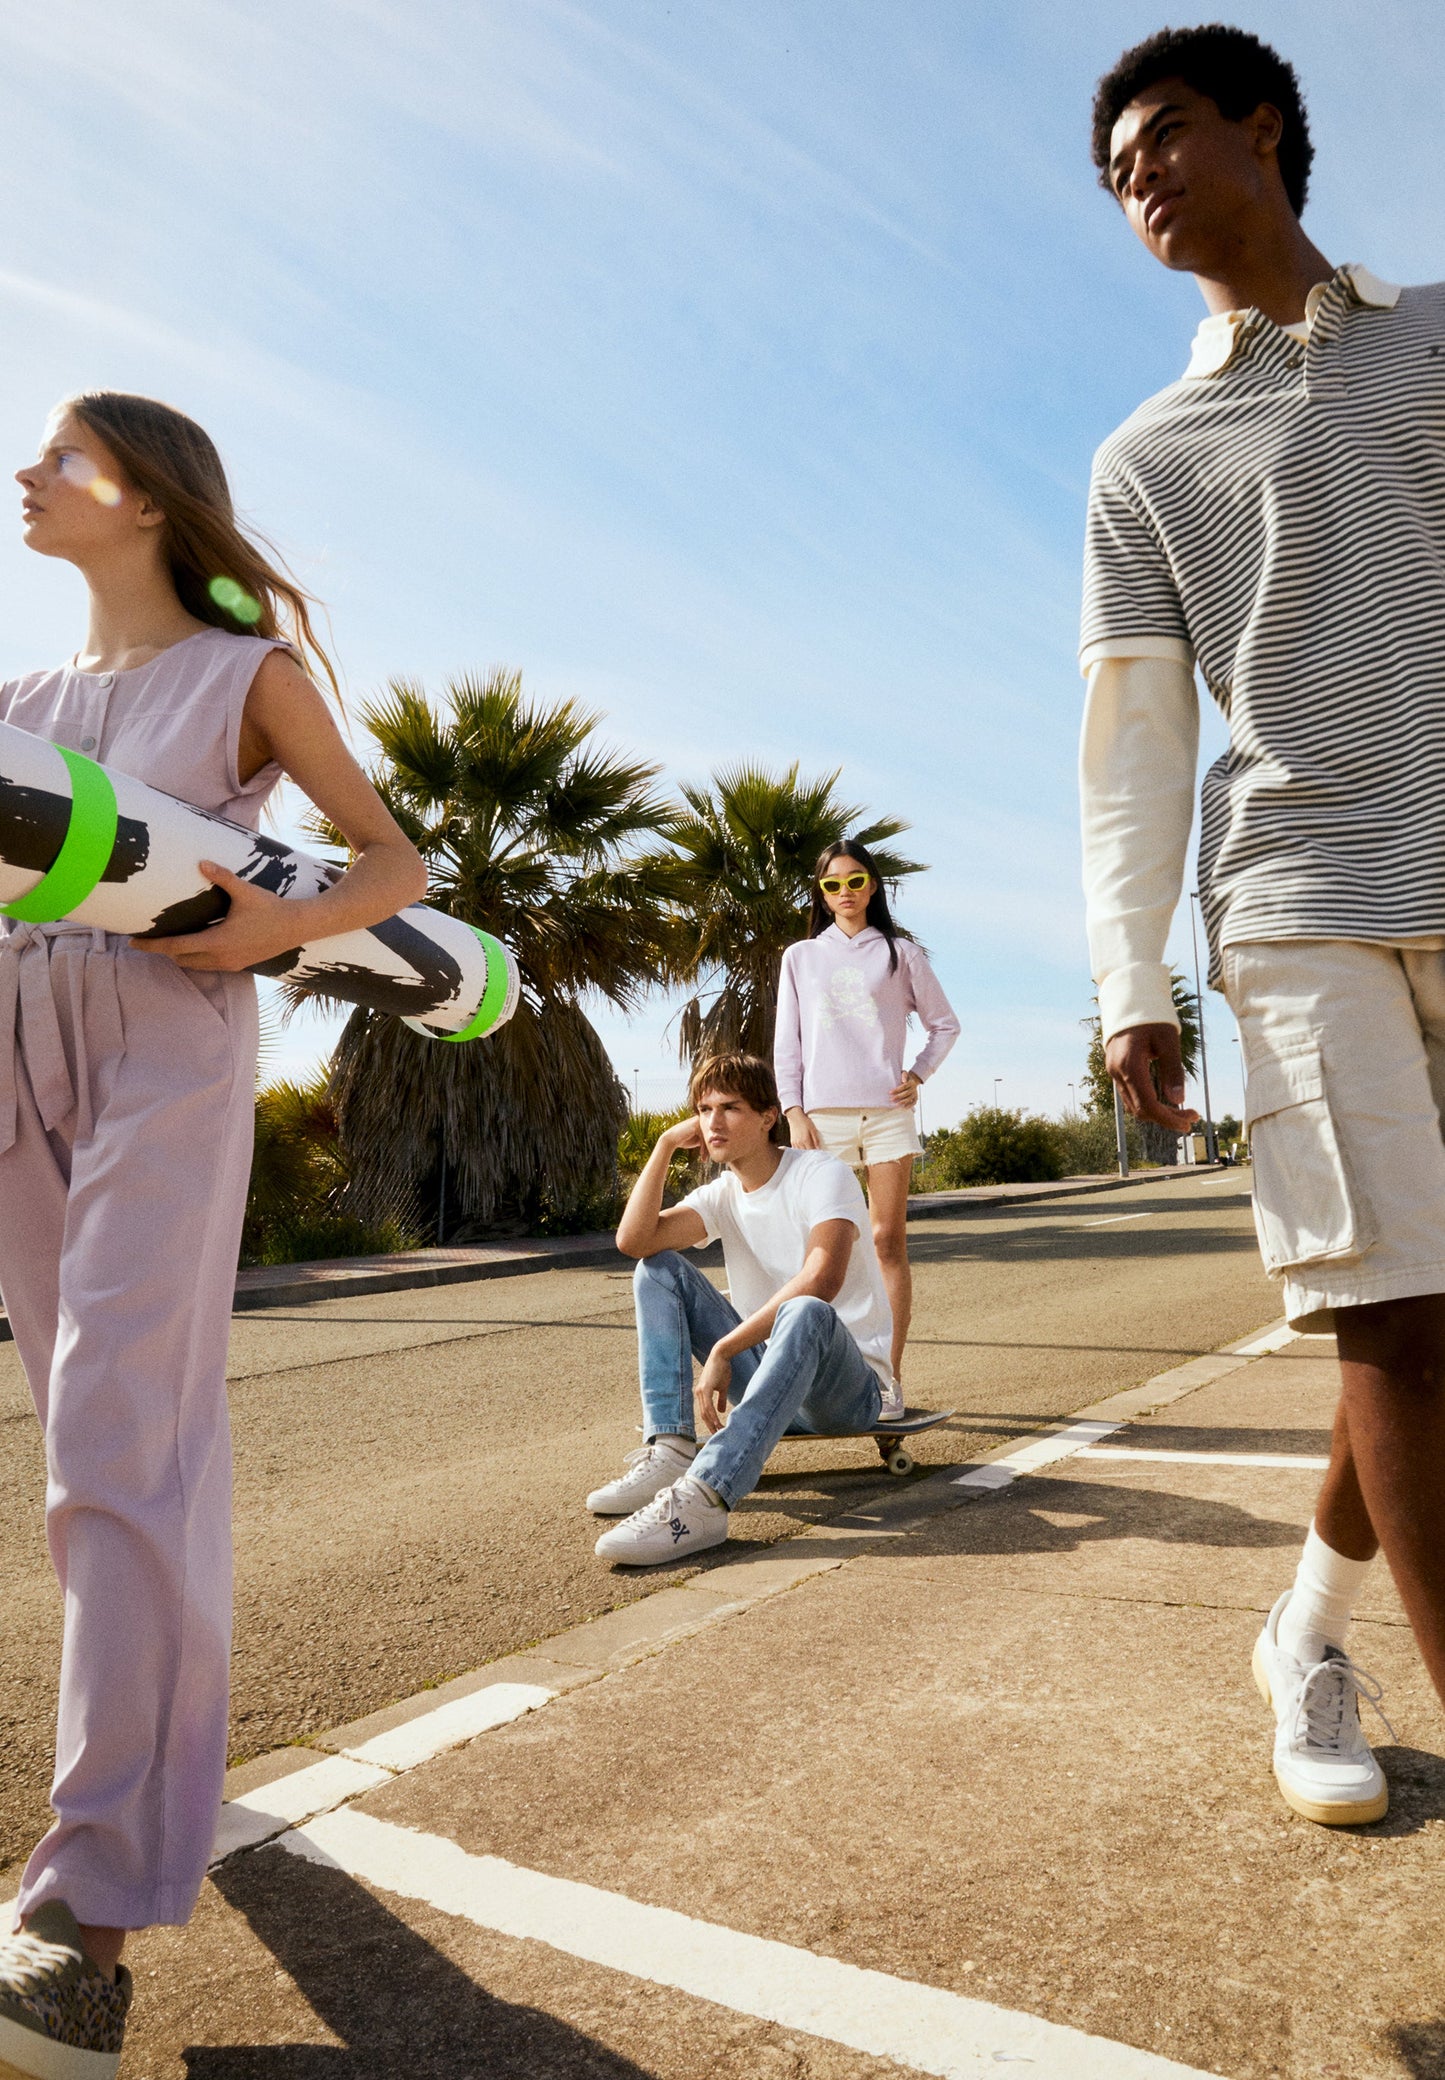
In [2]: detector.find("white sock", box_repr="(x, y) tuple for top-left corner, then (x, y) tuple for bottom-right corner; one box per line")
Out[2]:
(651, 1435), (696, 1457)
(1277, 1522), (1371, 1662)
(680, 1473), (726, 1512)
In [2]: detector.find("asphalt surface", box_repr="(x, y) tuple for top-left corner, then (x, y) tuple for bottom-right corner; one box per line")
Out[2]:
(0, 1169), (1275, 1877)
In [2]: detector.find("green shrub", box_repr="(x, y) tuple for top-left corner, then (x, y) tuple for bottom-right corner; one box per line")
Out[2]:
(1052, 1108), (1144, 1175)
(243, 1075), (419, 1265)
(617, 1106), (700, 1202)
(923, 1106), (1066, 1188)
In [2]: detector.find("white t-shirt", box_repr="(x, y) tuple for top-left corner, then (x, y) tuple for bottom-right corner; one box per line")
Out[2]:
(682, 1147), (894, 1385)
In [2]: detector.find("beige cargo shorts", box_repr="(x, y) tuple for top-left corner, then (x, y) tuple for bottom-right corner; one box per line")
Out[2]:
(1223, 940), (1445, 1330)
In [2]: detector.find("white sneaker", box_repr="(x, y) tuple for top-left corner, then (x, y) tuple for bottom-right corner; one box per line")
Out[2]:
(586, 1438), (697, 1516)
(876, 1382), (906, 1425)
(1252, 1591), (1391, 1826)
(594, 1478), (729, 1566)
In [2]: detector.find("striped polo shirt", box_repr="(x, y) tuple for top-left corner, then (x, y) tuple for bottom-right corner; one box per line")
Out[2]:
(1080, 263), (1445, 961)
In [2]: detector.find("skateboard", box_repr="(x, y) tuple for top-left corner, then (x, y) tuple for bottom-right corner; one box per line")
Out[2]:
(774, 1408), (956, 1477)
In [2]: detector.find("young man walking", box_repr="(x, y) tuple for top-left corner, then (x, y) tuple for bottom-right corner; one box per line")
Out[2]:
(589, 1051), (897, 1565)
(1083, 23), (1445, 1826)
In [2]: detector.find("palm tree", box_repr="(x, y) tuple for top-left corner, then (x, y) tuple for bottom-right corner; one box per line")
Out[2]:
(313, 670), (676, 1236)
(648, 762), (924, 1062)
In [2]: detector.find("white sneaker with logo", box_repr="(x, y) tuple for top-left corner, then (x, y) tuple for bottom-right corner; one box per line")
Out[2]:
(1252, 1591), (1391, 1826)
(594, 1477), (729, 1565)
(586, 1438), (697, 1516)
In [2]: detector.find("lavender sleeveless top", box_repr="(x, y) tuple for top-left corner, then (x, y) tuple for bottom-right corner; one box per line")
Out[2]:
(0, 627), (285, 827)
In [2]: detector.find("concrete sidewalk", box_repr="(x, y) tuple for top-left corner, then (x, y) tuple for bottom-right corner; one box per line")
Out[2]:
(107, 1317), (1445, 2079)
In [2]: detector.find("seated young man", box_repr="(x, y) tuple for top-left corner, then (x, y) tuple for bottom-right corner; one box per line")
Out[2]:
(589, 1051), (900, 1566)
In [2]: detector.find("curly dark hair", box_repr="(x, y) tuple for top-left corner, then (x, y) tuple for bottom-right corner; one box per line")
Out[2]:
(1091, 24), (1314, 216)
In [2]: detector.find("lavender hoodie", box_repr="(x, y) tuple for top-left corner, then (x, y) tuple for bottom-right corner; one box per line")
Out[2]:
(774, 925), (960, 1113)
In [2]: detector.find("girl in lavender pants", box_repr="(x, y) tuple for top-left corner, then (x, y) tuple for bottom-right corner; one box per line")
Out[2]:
(0, 392), (424, 2052)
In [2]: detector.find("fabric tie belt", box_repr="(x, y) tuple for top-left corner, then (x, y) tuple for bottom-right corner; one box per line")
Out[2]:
(0, 923), (124, 1158)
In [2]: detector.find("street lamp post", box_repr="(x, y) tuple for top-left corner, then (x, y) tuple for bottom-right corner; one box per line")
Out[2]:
(1113, 1082), (1130, 1177)
(993, 1078), (1003, 1108)
(1188, 891), (1218, 1162)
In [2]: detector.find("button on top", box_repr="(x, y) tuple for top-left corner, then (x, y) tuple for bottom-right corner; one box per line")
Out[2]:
(97, 673), (115, 690)
(80, 737), (96, 752)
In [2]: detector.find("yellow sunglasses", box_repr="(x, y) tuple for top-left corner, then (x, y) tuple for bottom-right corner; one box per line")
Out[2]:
(819, 872), (870, 894)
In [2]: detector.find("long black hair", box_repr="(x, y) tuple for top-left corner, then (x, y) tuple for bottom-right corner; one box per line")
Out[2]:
(807, 838), (903, 975)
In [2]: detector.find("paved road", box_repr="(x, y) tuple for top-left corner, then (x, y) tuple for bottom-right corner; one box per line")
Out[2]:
(0, 1170), (1274, 1875)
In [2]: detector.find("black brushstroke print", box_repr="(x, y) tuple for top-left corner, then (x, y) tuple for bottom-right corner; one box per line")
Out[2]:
(133, 836), (333, 939)
(0, 774), (149, 882)
(252, 916), (467, 1016)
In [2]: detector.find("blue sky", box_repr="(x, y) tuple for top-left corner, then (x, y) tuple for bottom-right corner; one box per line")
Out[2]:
(0, 0), (1437, 1125)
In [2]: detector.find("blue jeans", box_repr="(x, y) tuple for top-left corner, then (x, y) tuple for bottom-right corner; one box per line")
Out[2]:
(633, 1251), (882, 1509)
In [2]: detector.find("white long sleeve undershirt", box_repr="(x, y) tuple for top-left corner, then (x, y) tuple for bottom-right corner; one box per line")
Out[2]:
(1079, 648), (1198, 1043)
(1080, 647), (1445, 1044)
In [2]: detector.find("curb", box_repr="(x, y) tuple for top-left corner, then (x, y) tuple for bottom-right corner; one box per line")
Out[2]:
(905, 1162), (1231, 1221)
(227, 1165), (1234, 1314)
(0, 1167), (1240, 1342)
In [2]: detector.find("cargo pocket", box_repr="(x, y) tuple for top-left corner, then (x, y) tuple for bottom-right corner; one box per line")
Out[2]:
(1245, 1046), (1372, 1275)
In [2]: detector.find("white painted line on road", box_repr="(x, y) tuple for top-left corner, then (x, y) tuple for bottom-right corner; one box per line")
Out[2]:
(1078, 1447), (1330, 1471)
(343, 1682), (554, 1772)
(952, 1418), (1124, 1490)
(212, 1684), (553, 1866)
(1084, 1212), (1152, 1227)
(283, 1807), (1222, 2079)
(211, 1753), (391, 1864)
(1231, 1323), (1299, 1357)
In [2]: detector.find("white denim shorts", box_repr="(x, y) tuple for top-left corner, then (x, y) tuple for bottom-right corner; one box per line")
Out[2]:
(808, 1105), (922, 1167)
(1223, 939), (1445, 1330)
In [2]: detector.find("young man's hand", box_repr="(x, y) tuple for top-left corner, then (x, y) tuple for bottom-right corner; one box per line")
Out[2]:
(695, 1346), (733, 1435)
(1105, 1024), (1200, 1132)
(659, 1115), (706, 1157)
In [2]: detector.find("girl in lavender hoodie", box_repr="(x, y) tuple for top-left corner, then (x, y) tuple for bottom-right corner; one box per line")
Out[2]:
(775, 840), (959, 1395)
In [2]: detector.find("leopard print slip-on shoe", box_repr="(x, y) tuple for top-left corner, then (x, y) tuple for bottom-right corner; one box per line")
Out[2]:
(0, 1901), (132, 2080)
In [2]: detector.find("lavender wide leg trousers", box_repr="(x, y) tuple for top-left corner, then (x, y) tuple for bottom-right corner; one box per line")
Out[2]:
(0, 926), (257, 1930)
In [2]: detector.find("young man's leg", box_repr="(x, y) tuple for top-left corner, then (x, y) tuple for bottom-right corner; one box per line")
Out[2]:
(1232, 939), (1445, 1824)
(1335, 1295), (1445, 1696)
(594, 1296), (879, 1563)
(586, 1251), (759, 1516)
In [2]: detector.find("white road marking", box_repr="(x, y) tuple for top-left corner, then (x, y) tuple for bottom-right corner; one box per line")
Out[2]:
(1231, 1323), (1299, 1357)
(1078, 1447), (1330, 1471)
(211, 1682), (552, 1865)
(343, 1682), (553, 1772)
(283, 1807), (1222, 2079)
(1084, 1212), (1152, 1227)
(211, 1754), (391, 1863)
(952, 1418), (1124, 1490)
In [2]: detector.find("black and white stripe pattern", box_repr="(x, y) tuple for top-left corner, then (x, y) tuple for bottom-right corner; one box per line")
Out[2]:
(1080, 267), (1445, 967)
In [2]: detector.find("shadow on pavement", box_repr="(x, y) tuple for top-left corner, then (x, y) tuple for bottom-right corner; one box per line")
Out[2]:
(1103, 1420), (1335, 1456)
(908, 1226), (1259, 1266)
(929, 1472), (1307, 1554)
(1391, 2020), (1445, 2078)
(1368, 1747), (1445, 1839)
(190, 1850), (657, 2079)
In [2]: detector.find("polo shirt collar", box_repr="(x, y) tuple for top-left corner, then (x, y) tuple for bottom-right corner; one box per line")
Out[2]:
(1182, 262), (1402, 380)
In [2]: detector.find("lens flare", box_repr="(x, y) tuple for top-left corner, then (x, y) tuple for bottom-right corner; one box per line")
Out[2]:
(58, 452), (123, 507)
(208, 575), (263, 625)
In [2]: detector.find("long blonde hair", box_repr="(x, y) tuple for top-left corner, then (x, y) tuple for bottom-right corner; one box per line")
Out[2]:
(69, 390), (339, 696)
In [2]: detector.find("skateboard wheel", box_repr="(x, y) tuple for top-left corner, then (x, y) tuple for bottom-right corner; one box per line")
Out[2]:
(885, 1448), (914, 1476)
